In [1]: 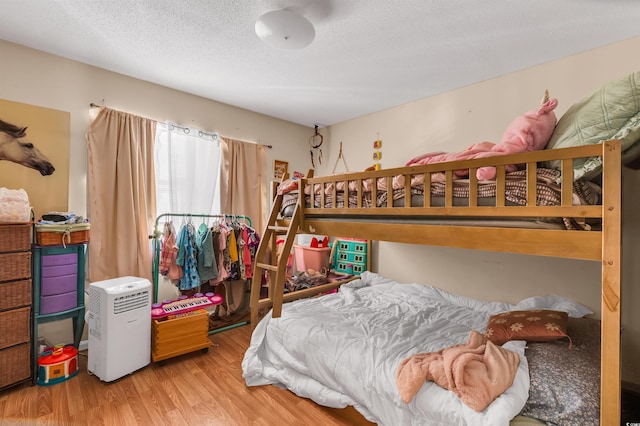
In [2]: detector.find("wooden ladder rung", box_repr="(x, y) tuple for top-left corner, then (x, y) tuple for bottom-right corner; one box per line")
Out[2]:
(258, 298), (272, 308)
(256, 262), (278, 272)
(267, 225), (289, 233)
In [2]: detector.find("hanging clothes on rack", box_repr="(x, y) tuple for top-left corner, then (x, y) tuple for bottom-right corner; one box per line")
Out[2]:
(211, 220), (230, 284)
(227, 225), (240, 280)
(239, 226), (252, 280)
(207, 219), (261, 318)
(195, 222), (218, 282)
(151, 212), (259, 335)
(151, 213), (256, 297)
(176, 220), (201, 291)
(159, 221), (183, 281)
(237, 222), (261, 280)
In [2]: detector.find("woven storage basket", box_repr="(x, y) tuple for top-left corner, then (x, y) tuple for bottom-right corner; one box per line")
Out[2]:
(0, 252), (31, 282)
(0, 279), (32, 311)
(0, 343), (31, 389)
(0, 306), (31, 350)
(35, 223), (90, 247)
(0, 223), (31, 252)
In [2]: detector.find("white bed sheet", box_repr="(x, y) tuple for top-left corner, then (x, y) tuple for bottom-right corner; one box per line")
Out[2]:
(242, 272), (531, 426)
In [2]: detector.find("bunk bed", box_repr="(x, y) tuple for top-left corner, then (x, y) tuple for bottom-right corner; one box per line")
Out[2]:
(244, 140), (620, 425)
(244, 72), (640, 424)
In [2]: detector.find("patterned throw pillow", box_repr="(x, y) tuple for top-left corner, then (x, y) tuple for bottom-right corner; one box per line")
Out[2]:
(484, 310), (569, 345)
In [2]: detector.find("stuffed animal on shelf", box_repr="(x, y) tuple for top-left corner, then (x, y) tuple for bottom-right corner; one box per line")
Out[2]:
(405, 92), (559, 180)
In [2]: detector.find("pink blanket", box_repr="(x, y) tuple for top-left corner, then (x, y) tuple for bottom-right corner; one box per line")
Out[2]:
(404, 97), (559, 180)
(396, 330), (520, 412)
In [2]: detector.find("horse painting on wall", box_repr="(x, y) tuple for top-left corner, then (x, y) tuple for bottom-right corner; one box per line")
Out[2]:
(0, 99), (70, 219)
(0, 118), (55, 176)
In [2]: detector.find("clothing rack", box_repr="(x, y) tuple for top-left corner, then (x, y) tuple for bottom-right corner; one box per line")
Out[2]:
(151, 213), (254, 334)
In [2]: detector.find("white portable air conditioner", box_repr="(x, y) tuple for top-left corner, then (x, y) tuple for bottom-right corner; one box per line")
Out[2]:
(87, 276), (151, 382)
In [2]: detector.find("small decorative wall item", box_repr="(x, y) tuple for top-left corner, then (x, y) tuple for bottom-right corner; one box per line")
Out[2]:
(309, 125), (323, 168)
(372, 134), (382, 169)
(273, 159), (288, 179)
(331, 141), (349, 174)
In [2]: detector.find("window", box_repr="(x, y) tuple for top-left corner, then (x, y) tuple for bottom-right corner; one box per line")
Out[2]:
(154, 123), (221, 216)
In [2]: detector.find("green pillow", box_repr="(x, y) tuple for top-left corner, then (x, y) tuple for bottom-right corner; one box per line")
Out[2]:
(545, 71), (640, 180)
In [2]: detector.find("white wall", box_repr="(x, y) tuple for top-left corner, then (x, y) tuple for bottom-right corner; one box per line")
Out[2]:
(0, 39), (313, 347)
(322, 36), (640, 384)
(0, 39), (314, 218)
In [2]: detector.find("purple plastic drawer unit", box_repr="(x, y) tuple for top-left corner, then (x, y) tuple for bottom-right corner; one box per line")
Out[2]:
(42, 263), (77, 278)
(41, 275), (77, 296)
(41, 253), (78, 297)
(40, 291), (77, 315)
(42, 253), (77, 268)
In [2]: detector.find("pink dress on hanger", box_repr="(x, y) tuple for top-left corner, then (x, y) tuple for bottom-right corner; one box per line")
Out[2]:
(242, 227), (253, 279)
(159, 222), (183, 280)
(215, 227), (230, 283)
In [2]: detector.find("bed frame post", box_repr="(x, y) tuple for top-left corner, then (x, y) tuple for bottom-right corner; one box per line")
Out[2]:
(600, 139), (621, 426)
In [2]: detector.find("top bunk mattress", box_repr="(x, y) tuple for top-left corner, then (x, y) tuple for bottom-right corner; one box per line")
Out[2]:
(279, 168), (602, 231)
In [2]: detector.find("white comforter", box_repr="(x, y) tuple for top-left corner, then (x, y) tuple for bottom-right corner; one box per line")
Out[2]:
(242, 272), (530, 426)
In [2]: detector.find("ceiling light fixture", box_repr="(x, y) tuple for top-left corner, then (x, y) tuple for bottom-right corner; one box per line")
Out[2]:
(255, 9), (315, 50)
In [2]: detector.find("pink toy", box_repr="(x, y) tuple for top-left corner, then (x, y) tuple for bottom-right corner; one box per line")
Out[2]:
(151, 292), (222, 320)
(406, 94), (558, 180)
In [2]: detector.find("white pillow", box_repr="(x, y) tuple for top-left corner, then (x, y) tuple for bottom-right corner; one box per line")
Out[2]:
(514, 294), (593, 318)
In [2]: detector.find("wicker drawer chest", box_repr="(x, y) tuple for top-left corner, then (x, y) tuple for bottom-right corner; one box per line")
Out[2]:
(0, 223), (33, 390)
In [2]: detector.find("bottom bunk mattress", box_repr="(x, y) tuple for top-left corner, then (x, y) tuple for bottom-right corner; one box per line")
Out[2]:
(242, 272), (600, 426)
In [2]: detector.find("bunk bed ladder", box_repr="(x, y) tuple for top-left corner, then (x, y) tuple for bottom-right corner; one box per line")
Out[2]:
(249, 191), (301, 327)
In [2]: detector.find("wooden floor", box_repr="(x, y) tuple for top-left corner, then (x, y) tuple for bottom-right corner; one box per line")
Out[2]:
(0, 324), (369, 426)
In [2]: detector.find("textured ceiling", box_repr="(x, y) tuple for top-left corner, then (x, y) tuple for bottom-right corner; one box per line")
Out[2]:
(1, 1), (639, 127)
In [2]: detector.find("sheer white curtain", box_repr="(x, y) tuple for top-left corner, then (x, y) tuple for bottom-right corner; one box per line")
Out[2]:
(154, 122), (221, 215)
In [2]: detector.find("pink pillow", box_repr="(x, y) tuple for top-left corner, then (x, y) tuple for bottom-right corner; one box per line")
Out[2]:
(476, 96), (558, 180)
(403, 93), (558, 181)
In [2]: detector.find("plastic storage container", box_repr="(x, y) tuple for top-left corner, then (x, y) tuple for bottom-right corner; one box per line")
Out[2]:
(39, 252), (78, 314)
(296, 234), (328, 247)
(293, 244), (331, 273)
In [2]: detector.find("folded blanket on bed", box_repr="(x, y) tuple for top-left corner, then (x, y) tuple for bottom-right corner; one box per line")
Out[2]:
(396, 330), (520, 412)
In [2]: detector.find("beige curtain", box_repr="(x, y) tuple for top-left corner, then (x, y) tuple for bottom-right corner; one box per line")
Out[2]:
(86, 107), (157, 283)
(219, 137), (267, 235)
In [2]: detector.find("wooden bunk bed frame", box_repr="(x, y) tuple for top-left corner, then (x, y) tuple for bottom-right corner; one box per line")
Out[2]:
(249, 139), (622, 425)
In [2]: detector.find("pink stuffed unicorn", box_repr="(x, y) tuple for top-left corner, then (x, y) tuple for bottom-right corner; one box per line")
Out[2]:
(406, 93), (559, 180)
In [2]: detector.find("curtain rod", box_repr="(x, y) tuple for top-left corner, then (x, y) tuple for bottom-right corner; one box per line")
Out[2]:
(164, 123), (272, 149)
(89, 102), (272, 149)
